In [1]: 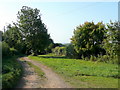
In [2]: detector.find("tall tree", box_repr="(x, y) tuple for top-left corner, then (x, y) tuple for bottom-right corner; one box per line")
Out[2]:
(71, 22), (106, 58)
(17, 6), (51, 55)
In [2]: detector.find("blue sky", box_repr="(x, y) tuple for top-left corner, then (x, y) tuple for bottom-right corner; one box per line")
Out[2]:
(0, 1), (118, 43)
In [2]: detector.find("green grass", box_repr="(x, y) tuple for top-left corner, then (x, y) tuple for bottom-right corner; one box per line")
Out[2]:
(2, 55), (23, 88)
(25, 60), (45, 78)
(28, 54), (119, 88)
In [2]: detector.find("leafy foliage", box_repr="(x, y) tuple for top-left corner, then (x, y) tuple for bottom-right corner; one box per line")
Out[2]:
(2, 41), (23, 88)
(66, 44), (78, 58)
(2, 56), (22, 88)
(2, 42), (10, 58)
(0, 31), (3, 41)
(3, 24), (26, 54)
(17, 6), (52, 55)
(102, 21), (120, 64)
(45, 43), (54, 53)
(71, 22), (106, 58)
(52, 46), (66, 56)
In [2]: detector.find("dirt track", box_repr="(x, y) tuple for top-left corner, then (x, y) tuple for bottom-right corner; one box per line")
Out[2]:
(16, 57), (71, 88)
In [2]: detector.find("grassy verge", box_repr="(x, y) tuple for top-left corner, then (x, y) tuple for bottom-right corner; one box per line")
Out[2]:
(28, 54), (119, 88)
(2, 55), (23, 88)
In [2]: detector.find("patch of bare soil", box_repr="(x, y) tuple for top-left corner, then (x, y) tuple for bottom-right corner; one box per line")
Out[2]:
(16, 57), (71, 88)
(16, 60), (43, 88)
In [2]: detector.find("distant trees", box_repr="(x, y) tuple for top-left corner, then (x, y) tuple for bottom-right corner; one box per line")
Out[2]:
(71, 22), (106, 58)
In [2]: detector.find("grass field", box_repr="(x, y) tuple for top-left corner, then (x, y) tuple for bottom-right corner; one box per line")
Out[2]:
(28, 54), (119, 88)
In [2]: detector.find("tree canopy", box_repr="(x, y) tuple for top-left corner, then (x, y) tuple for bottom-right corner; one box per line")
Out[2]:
(71, 22), (106, 58)
(2, 6), (53, 55)
(17, 6), (52, 55)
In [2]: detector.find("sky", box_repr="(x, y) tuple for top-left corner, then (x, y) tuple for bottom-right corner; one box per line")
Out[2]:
(0, 0), (118, 43)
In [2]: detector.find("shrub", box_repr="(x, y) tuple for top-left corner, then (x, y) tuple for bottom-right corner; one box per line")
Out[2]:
(2, 42), (20, 58)
(52, 46), (66, 56)
(90, 55), (96, 61)
(96, 54), (118, 64)
(45, 43), (54, 54)
(2, 42), (10, 57)
(66, 44), (78, 58)
(71, 22), (105, 58)
(10, 48), (19, 56)
(2, 56), (22, 88)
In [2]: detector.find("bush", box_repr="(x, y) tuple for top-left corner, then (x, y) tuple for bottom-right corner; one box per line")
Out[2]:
(2, 56), (22, 88)
(45, 43), (54, 54)
(10, 48), (19, 56)
(96, 54), (118, 64)
(2, 69), (22, 88)
(71, 22), (105, 58)
(52, 46), (66, 56)
(66, 44), (78, 58)
(90, 55), (97, 61)
(2, 42), (10, 57)
(2, 42), (20, 58)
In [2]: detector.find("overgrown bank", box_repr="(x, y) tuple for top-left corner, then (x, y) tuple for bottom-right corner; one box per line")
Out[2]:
(2, 56), (23, 88)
